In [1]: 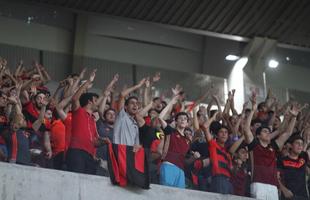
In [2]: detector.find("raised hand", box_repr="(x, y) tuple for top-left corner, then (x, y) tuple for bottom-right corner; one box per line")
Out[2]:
(290, 103), (309, 117)
(88, 69), (97, 82)
(249, 91), (257, 111)
(172, 84), (183, 96)
(171, 94), (180, 105)
(79, 68), (87, 80)
(111, 73), (119, 84)
(145, 77), (151, 88)
(137, 78), (146, 87)
(203, 111), (219, 129)
(152, 72), (161, 82)
(7, 95), (18, 105)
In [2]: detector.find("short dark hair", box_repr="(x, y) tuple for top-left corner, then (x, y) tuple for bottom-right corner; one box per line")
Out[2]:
(288, 134), (304, 144)
(257, 102), (266, 111)
(175, 112), (189, 122)
(251, 118), (262, 126)
(255, 125), (271, 135)
(34, 91), (47, 99)
(236, 142), (248, 153)
(103, 108), (116, 119)
(79, 92), (99, 107)
(245, 108), (251, 113)
(152, 97), (161, 102)
(214, 125), (229, 135)
(148, 108), (158, 115)
(125, 96), (139, 106)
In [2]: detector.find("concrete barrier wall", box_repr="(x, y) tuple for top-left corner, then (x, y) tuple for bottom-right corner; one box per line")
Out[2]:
(0, 162), (255, 200)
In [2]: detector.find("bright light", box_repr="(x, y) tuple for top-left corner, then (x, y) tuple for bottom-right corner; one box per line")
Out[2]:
(234, 57), (248, 70)
(268, 59), (279, 68)
(228, 57), (248, 112)
(225, 54), (240, 61)
(286, 57), (290, 61)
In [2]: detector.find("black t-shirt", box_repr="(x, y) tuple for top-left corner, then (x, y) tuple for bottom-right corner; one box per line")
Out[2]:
(191, 140), (209, 158)
(278, 151), (309, 198)
(139, 125), (159, 149)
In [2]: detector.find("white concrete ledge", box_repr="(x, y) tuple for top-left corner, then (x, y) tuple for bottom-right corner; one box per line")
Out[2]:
(0, 162), (255, 200)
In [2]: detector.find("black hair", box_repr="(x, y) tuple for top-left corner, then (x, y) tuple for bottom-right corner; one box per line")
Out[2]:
(152, 97), (161, 102)
(69, 73), (79, 78)
(148, 108), (158, 115)
(197, 110), (203, 117)
(161, 101), (167, 107)
(245, 108), (251, 113)
(175, 112), (189, 122)
(236, 142), (248, 153)
(79, 92), (99, 107)
(210, 121), (222, 135)
(255, 125), (271, 135)
(251, 118), (263, 126)
(34, 91), (47, 99)
(288, 134), (304, 144)
(103, 108), (116, 119)
(210, 110), (218, 118)
(214, 125), (229, 135)
(257, 102), (266, 111)
(125, 96), (139, 106)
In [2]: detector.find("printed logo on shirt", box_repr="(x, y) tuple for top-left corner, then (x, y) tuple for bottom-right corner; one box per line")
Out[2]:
(283, 158), (305, 168)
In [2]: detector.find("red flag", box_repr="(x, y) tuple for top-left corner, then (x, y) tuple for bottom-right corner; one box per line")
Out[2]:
(107, 143), (150, 189)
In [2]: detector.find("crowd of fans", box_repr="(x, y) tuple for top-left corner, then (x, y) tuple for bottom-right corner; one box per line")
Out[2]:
(0, 57), (309, 200)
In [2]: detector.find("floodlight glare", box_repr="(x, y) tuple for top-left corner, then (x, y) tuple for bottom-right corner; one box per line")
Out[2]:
(268, 59), (279, 68)
(225, 55), (240, 61)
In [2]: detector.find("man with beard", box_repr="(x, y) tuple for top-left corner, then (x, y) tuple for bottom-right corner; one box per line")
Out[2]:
(23, 90), (52, 165)
(66, 69), (109, 175)
(113, 78), (146, 146)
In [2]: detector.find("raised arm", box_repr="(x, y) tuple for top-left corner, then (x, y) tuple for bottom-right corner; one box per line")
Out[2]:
(244, 92), (257, 144)
(230, 89), (238, 115)
(229, 135), (245, 155)
(192, 106), (200, 131)
(32, 98), (48, 132)
(276, 104), (308, 150)
(143, 77), (151, 107)
(201, 112), (218, 142)
(71, 69), (96, 111)
(223, 92), (232, 115)
(99, 74), (119, 119)
(55, 93), (74, 121)
(118, 78), (146, 109)
(158, 94), (179, 128)
(139, 101), (154, 117)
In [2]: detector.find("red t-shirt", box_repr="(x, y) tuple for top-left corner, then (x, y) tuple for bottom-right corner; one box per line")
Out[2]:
(163, 126), (190, 170)
(248, 138), (279, 186)
(23, 101), (49, 131)
(50, 119), (66, 156)
(231, 167), (248, 196)
(69, 107), (98, 156)
(63, 113), (72, 153)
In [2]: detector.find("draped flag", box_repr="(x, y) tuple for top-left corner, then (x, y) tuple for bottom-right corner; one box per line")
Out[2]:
(107, 143), (150, 189)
